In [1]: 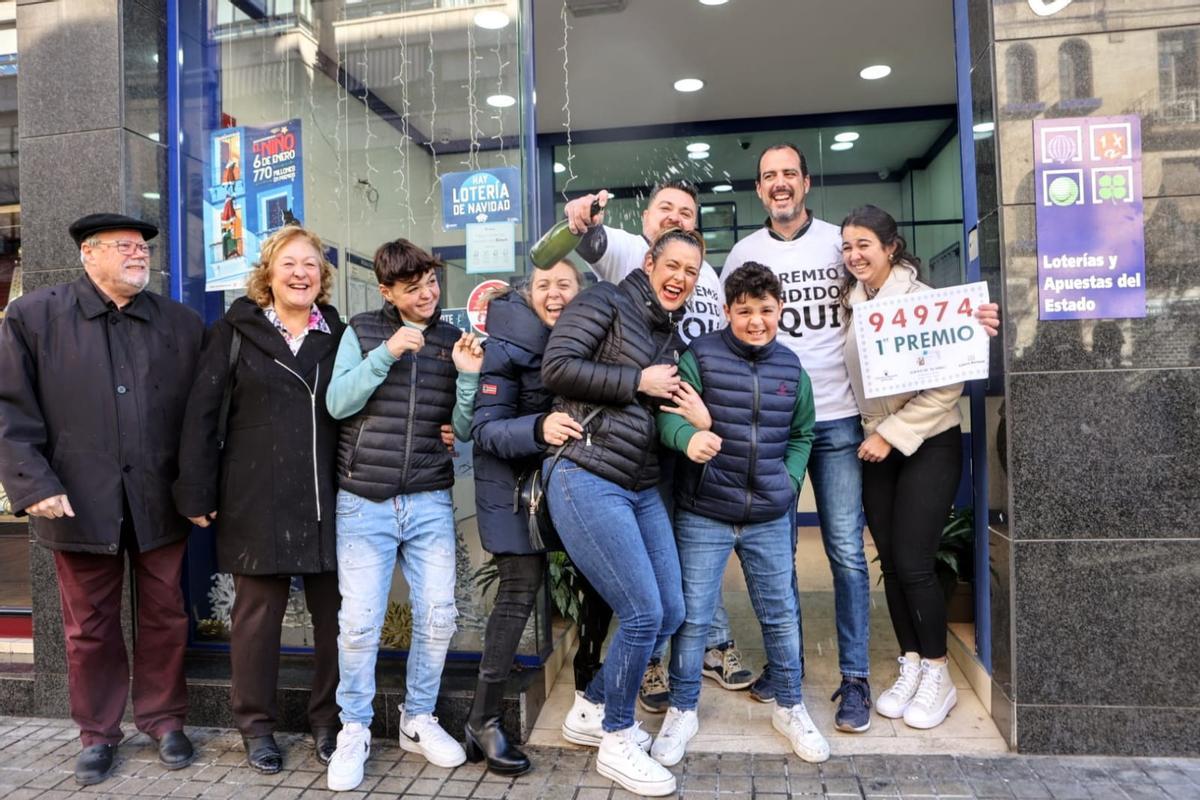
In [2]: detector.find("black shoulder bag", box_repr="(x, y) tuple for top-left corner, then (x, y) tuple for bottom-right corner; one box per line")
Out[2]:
(216, 329), (242, 451)
(515, 406), (603, 553)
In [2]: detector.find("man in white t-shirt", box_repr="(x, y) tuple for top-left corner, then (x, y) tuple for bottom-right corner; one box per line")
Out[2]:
(562, 181), (753, 711)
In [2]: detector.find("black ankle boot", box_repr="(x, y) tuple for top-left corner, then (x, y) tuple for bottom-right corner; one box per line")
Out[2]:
(464, 716), (531, 776)
(242, 734), (282, 774)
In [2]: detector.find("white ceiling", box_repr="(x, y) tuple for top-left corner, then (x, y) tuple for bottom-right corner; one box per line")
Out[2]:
(532, 0), (958, 134)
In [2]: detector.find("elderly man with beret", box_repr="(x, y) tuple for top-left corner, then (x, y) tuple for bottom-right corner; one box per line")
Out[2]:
(0, 214), (204, 784)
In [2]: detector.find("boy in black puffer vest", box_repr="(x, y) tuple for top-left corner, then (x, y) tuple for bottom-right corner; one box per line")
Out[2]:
(323, 240), (482, 792)
(650, 262), (828, 766)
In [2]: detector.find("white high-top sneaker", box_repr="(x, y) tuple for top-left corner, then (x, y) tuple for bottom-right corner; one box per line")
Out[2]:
(597, 726), (677, 796)
(399, 710), (467, 767)
(902, 659), (957, 729)
(875, 653), (922, 719)
(326, 722), (371, 792)
(561, 691), (651, 751)
(772, 702), (830, 763)
(650, 707), (698, 766)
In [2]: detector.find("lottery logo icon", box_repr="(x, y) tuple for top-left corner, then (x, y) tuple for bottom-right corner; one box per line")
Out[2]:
(1046, 133), (1078, 162)
(1043, 171), (1084, 207)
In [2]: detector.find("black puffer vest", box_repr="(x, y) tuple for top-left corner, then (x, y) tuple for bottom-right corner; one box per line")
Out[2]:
(542, 269), (681, 492)
(336, 304), (460, 500)
(676, 327), (802, 523)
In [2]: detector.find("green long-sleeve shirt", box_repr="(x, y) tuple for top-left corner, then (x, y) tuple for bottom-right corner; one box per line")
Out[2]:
(657, 348), (816, 492)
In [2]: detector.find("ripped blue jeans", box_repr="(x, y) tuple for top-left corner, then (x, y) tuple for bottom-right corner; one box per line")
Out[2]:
(334, 488), (458, 723)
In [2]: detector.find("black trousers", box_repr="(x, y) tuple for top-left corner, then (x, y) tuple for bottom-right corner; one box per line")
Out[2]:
(471, 554), (545, 725)
(230, 572), (341, 736)
(573, 570), (613, 690)
(862, 426), (962, 659)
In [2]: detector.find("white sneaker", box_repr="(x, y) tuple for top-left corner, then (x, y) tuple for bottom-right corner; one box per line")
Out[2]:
(650, 707), (698, 767)
(902, 659), (957, 729)
(875, 653), (922, 719)
(597, 727), (677, 796)
(772, 702), (830, 763)
(326, 722), (371, 792)
(399, 710), (467, 767)
(561, 691), (651, 751)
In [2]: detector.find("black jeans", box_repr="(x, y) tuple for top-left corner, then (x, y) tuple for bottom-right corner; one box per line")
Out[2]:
(862, 426), (962, 659)
(473, 553), (546, 724)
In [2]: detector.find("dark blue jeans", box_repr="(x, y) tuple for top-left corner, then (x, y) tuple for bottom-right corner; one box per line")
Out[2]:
(546, 459), (684, 732)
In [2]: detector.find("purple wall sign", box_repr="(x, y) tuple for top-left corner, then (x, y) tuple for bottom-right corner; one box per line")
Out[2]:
(1033, 115), (1146, 320)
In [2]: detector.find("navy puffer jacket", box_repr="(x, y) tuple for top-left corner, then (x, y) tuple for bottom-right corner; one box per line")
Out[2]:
(471, 291), (554, 554)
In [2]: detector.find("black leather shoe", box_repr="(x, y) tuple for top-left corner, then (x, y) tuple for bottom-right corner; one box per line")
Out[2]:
(464, 717), (531, 776)
(312, 726), (338, 766)
(74, 743), (116, 786)
(155, 730), (195, 770)
(242, 734), (282, 774)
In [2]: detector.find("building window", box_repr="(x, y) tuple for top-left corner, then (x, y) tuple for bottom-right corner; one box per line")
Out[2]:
(1058, 39), (1092, 100)
(1005, 43), (1038, 106)
(1159, 29), (1199, 122)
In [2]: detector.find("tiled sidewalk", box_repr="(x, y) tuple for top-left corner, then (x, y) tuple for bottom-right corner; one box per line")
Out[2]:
(1, 716), (1197, 799)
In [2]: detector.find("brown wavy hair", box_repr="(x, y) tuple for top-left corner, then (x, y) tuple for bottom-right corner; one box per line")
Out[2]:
(245, 224), (335, 308)
(648, 226), (706, 262)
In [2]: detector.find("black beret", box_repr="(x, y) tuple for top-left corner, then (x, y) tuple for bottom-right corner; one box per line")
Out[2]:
(69, 213), (159, 247)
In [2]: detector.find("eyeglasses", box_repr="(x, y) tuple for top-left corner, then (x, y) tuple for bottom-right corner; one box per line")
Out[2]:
(93, 240), (152, 256)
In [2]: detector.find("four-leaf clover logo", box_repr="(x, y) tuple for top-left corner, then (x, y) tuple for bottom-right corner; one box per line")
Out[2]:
(1098, 173), (1128, 201)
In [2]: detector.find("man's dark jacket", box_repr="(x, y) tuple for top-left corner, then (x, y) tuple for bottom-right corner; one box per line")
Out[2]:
(174, 297), (345, 575)
(0, 275), (203, 554)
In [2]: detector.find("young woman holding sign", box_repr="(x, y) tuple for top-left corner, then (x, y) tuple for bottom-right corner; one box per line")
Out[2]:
(838, 205), (969, 731)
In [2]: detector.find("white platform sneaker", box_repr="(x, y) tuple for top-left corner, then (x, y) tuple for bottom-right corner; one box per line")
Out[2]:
(597, 727), (677, 796)
(561, 691), (651, 751)
(650, 707), (698, 767)
(902, 659), (957, 729)
(326, 722), (371, 792)
(399, 710), (467, 767)
(875, 653), (922, 719)
(772, 702), (830, 763)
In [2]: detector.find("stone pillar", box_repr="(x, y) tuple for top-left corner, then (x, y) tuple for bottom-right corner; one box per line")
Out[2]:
(972, 0), (1200, 756)
(16, 0), (167, 718)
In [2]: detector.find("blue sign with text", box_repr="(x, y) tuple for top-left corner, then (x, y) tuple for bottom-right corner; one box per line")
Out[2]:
(441, 167), (521, 230)
(1034, 115), (1146, 320)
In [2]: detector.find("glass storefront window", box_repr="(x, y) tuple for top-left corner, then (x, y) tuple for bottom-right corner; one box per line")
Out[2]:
(180, 0), (549, 661)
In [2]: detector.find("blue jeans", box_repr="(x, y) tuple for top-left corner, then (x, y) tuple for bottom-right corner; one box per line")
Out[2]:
(807, 415), (871, 679)
(547, 459), (684, 732)
(669, 509), (803, 710)
(651, 583), (733, 663)
(334, 488), (459, 724)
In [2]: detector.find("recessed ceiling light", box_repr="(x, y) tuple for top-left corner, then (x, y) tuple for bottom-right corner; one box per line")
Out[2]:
(473, 9), (510, 29)
(834, 132), (860, 143)
(688, 151), (709, 160)
(972, 122), (995, 134)
(686, 142), (710, 153)
(859, 64), (892, 80)
(698, 0), (729, 5)
(142, 192), (161, 199)
(486, 94), (516, 108)
(553, 162), (566, 174)
(674, 78), (705, 93)
(712, 184), (733, 192)
(830, 142), (854, 151)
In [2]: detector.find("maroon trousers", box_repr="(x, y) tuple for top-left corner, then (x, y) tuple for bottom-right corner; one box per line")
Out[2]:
(53, 539), (189, 746)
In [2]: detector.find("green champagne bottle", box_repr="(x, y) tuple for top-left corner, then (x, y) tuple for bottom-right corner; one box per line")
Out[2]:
(529, 198), (604, 269)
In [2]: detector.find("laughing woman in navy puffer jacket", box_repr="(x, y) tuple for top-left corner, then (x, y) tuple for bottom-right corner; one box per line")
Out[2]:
(464, 260), (583, 776)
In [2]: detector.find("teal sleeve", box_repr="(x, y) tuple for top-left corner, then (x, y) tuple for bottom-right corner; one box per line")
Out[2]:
(656, 350), (704, 452)
(452, 371), (480, 442)
(785, 368), (817, 492)
(325, 327), (399, 420)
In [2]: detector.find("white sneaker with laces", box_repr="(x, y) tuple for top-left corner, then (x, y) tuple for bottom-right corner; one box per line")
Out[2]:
(650, 707), (698, 767)
(399, 710), (467, 767)
(772, 702), (830, 763)
(902, 659), (957, 729)
(326, 722), (371, 792)
(875, 653), (922, 719)
(597, 726), (677, 796)
(561, 691), (651, 751)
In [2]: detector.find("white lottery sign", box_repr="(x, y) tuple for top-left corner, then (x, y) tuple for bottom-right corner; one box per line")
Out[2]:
(853, 282), (991, 399)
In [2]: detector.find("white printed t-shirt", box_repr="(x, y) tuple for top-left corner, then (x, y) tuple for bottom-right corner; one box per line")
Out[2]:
(722, 219), (858, 422)
(584, 226), (726, 344)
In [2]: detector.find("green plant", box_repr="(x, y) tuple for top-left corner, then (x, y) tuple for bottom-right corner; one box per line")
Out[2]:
(474, 551), (584, 627)
(380, 601), (413, 649)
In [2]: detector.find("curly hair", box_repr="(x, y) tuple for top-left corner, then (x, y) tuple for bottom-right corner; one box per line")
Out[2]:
(245, 224), (334, 308)
(723, 261), (782, 305)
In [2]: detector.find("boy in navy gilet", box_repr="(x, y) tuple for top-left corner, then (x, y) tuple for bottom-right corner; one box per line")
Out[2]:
(651, 262), (828, 765)
(323, 240), (482, 792)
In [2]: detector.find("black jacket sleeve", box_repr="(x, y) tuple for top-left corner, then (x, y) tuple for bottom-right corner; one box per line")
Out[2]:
(541, 285), (640, 406)
(173, 318), (235, 518)
(471, 341), (545, 461)
(0, 304), (64, 512)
